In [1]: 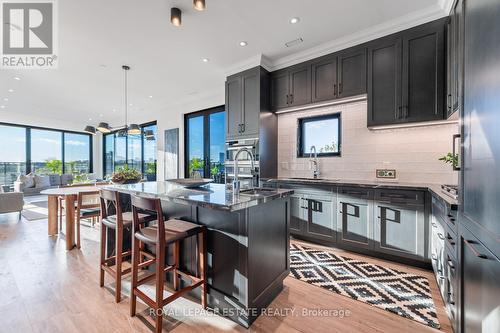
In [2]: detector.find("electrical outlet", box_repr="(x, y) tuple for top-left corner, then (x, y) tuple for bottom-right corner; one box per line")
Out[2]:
(376, 169), (397, 179)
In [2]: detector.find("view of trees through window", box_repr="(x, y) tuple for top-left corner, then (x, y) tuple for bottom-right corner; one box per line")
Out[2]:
(103, 123), (157, 180)
(0, 124), (92, 186)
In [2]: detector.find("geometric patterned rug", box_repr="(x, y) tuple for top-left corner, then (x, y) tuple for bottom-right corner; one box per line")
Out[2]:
(290, 243), (440, 329)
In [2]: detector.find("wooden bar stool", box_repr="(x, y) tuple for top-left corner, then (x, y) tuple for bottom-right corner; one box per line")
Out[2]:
(129, 195), (207, 333)
(75, 190), (101, 249)
(99, 189), (155, 302)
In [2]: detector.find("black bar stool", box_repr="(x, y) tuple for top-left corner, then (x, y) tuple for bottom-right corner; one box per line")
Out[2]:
(99, 189), (155, 302)
(129, 195), (207, 333)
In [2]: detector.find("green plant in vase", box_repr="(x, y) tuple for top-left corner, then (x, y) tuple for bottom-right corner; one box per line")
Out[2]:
(111, 164), (142, 184)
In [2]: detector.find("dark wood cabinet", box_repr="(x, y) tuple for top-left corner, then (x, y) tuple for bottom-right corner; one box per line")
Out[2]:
(447, 0), (464, 117)
(311, 47), (367, 103)
(367, 36), (402, 126)
(337, 47), (367, 99)
(311, 55), (338, 102)
(270, 70), (290, 110)
(225, 67), (266, 139)
(270, 65), (311, 110)
(459, 226), (500, 333)
(367, 18), (446, 126)
(401, 20), (445, 123)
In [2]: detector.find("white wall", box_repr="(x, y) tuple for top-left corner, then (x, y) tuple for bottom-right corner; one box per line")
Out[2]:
(277, 100), (460, 184)
(0, 111), (101, 177)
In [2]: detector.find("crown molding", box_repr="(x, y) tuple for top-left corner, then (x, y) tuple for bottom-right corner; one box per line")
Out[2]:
(224, 53), (273, 77)
(268, 4), (449, 71)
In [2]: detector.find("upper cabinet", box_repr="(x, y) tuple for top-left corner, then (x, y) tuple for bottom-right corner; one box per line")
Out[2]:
(270, 64), (311, 110)
(447, 0), (464, 118)
(225, 67), (268, 140)
(271, 46), (367, 111)
(368, 18), (446, 126)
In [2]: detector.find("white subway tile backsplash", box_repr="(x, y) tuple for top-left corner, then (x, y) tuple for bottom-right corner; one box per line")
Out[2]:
(277, 101), (458, 184)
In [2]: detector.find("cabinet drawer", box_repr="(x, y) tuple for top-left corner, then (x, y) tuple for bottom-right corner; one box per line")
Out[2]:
(338, 186), (373, 200)
(445, 253), (458, 331)
(375, 189), (424, 204)
(445, 225), (458, 260)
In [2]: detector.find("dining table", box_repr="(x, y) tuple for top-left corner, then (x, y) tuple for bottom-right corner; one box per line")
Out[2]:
(41, 185), (106, 250)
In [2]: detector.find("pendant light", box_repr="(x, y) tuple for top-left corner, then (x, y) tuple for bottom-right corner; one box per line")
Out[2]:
(96, 122), (111, 133)
(84, 125), (96, 135)
(193, 0), (206, 11)
(122, 65), (141, 135)
(171, 7), (182, 26)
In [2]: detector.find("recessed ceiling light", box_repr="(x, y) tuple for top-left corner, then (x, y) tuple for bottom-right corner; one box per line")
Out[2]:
(149, 95), (153, 98)
(7, 89), (14, 93)
(99, 114), (103, 117)
(171, 7), (182, 27)
(289, 17), (300, 24)
(202, 58), (210, 63)
(239, 41), (248, 47)
(129, 103), (133, 106)
(0, 105), (5, 109)
(112, 108), (116, 112)
(13, 76), (21, 81)
(3, 98), (8, 102)
(88, 118), (92, 121)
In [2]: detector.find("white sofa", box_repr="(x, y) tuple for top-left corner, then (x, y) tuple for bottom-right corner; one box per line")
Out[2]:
(14, 173), (74, 196)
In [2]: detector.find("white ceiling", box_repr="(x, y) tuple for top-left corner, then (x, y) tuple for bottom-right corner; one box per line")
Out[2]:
(0, 0), (450, 129)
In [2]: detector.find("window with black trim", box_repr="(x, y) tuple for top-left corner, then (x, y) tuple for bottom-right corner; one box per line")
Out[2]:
(298, 113), (341, 157)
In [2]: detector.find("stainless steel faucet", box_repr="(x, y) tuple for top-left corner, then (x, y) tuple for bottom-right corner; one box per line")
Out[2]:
(310, 145), (320, 179)
(233, 147), (255, 193)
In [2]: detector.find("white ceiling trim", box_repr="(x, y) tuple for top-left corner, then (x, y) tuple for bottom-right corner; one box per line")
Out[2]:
(267, 4), (448, 71)
(224, 54), (273, 77)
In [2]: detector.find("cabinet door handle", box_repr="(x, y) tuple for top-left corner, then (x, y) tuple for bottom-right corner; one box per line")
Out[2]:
(397, 106), (402, 119)
(333, 83), (338, 96)
(447, 94), (452, 110)
(452, 134), (461, 171)
(403, 105), (408, 118)
(290, 94), (294, 104)
(344, 190), (363, 196)
(339, 82), (343, 95)
(286, 94), (289, 105)
(464, 239), (488, 259)
(241, 123), (245, 133)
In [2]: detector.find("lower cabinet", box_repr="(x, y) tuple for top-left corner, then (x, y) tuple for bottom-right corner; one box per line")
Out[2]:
(460, 226), (500, 333)
(373, 201), (426, 260)
(282, 183), (429, 263)
(337, 187), (373, 249)
(280, 185), (336, 243)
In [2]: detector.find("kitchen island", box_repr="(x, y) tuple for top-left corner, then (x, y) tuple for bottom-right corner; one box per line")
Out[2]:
(106, 181), (293, 328)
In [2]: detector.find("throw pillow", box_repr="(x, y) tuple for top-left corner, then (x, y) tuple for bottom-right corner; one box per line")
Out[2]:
(17, 174), (35, 188)
(34, 174), (51, 188)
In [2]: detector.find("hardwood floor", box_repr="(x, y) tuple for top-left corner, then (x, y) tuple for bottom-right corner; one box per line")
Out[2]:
(0, 212), (451, 333)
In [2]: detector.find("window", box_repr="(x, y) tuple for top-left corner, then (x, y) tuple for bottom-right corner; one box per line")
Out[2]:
(0, 125), (26, 185)
(0, 123), (92, 186)
(298, 113), (341, 157)
(31, 129), (63, 174)
(102, 122), (157, 180)
(142, 123), (157, 181)
(64, 133), (91, 175)
(184, 106), (225, 183)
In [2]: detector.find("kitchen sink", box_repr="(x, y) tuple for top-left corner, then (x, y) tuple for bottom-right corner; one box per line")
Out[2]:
(288, 177), (339, 182)
(239, 188), (278, 196)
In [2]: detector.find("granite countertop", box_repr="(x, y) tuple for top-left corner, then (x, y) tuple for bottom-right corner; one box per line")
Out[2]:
(266, 177), (459, 207)
(105, 181), (294, 212)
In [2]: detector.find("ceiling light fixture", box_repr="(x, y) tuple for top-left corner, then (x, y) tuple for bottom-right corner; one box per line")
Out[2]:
(289, 17), (300, 24)
(13, 76), (20, 81)
(8, 89), (14, 93)
(239, 41), (248, 47)
(193, 0), (206, 11)
(202, 58), (209, 63)
(84, 65), (142, 136)
(149, 95), (153, 98)
(171, 7), (182, 26)
(0, 105), (5, 109)
(3, 98), (8, 102)
(84, 126), (96, 135)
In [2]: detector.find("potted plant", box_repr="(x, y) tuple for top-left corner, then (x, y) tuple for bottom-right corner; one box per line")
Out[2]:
(439, 153), (459, 170)
(111, 165), (142, 184)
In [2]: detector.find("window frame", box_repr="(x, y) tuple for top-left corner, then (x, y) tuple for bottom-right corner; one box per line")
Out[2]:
(183, 105), (225, 179)
(297, 113), (342, 158)
(0, 121), (93, 175)
(102, 121), (157, 179)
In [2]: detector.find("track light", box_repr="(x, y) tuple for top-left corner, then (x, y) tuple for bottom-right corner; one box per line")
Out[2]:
(193, 0), (206, 11)
(171, 7), (182, 26)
